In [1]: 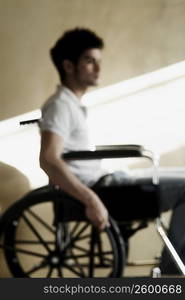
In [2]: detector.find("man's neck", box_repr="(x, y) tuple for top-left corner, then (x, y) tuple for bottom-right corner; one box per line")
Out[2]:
(63, 80), (87, 100)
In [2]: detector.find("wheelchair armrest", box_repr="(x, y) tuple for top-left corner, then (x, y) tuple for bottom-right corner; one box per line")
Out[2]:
(20, 118), (41, 125)
(63, 144), (146, 160)
(63, 145), (159, 185)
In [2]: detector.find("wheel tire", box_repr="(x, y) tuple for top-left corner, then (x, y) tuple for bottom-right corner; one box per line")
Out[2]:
(2, 189), (126, 277)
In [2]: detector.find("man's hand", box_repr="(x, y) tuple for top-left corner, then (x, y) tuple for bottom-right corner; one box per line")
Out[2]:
(85, 194), (109, 231)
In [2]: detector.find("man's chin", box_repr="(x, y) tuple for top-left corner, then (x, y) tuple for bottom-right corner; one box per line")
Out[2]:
(85, 78), (99, 88)
(90, 79), (99, 86)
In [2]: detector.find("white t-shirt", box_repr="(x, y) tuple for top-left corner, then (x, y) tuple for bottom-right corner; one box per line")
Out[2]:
(40, 85), (106, 186)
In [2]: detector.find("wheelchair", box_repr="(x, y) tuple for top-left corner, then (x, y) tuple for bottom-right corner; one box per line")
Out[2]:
(0, 119), (185, 278)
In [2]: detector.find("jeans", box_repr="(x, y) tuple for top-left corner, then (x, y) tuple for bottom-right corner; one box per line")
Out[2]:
(93, 168), (185, 274)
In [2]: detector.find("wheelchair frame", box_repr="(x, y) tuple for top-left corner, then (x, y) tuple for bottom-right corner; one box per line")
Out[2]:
(0, 118), (184, 277)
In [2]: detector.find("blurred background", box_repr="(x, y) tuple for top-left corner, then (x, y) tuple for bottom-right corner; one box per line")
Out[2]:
(1, 0), (185, 276)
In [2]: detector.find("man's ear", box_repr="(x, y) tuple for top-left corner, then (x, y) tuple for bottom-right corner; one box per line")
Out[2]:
(62, 59), (74, 75)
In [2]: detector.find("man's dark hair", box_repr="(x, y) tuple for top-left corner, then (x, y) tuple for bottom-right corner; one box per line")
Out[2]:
(50, 28), (104, 81)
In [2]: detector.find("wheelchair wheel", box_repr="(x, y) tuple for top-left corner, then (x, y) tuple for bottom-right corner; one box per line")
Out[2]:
(2, 189), (125, 277)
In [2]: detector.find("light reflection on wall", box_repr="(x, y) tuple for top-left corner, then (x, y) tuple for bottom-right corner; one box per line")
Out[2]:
(88, 76), (185, 153)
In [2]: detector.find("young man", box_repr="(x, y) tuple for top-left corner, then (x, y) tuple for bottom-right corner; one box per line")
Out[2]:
(39, 28), (109, 231)
(40, 28), (185, 274)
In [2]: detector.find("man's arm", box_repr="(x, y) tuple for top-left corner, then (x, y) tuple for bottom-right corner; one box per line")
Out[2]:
(39, 131), (109, 230)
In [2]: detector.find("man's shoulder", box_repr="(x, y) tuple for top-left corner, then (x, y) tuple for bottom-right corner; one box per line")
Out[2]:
(42, 86), (71, 112)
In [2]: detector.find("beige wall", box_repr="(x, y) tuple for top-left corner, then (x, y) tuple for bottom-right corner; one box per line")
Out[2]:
(1, 0), (185, 120)
(1, 0), (185, 277)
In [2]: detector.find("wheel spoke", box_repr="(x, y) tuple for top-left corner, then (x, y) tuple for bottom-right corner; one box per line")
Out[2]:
(103, 257), (113, 263)
(70, 222), (81, 236)
(70, 248), (86, 277)
(27, 209), (55, 234)
(63, 262), (86, 277)
(46, 267), (53, 277)
(25, 260), (48, 275)
(71, 223), (90, 243)
(0, 244), (46, 258)
(21, 214), (51, 253)
(57, 267), (63, 277)
(15, 240), (55, 245)
(72, 234), (90, 242)
(72, 244), (89, 254)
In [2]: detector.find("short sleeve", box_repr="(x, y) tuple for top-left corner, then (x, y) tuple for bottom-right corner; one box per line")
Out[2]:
(39, 100), (72, 141)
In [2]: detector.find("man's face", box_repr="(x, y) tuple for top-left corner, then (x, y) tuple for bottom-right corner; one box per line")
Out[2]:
(74, 48), (102, 88)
